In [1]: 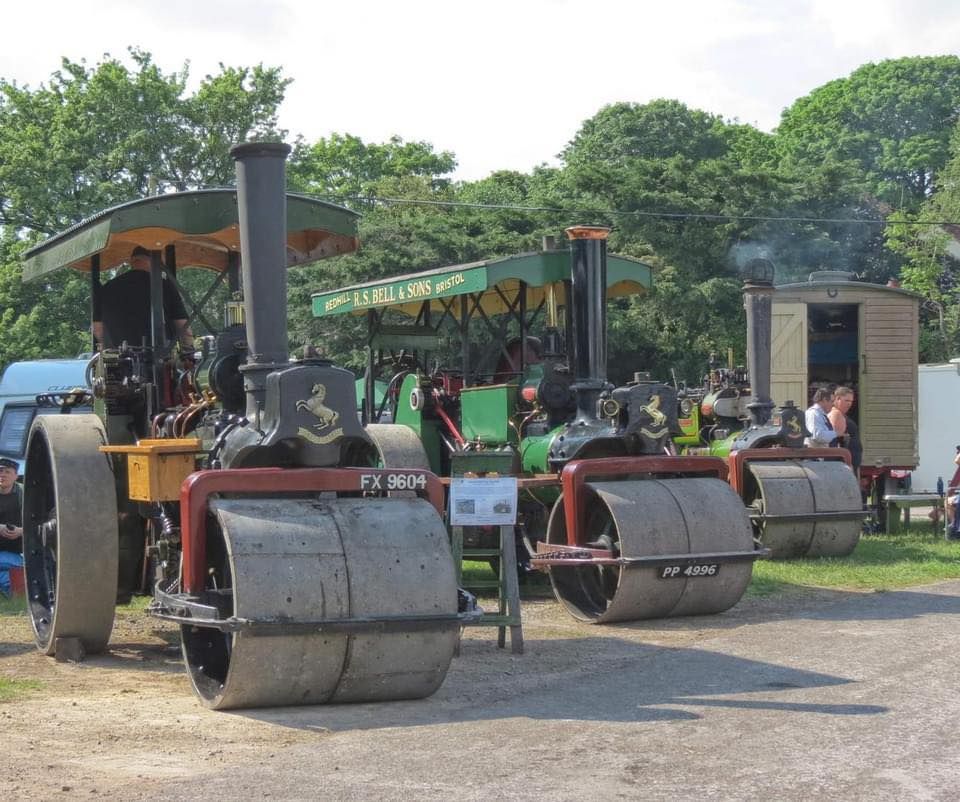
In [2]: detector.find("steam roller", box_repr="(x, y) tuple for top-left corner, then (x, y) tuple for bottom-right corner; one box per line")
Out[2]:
(19, 141), (474, 709)
(711, 258), (864, 560)
(516, 229), (764, 621)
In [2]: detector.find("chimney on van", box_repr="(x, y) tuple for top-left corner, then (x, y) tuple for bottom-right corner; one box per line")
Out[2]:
(741, 258), (776, 427)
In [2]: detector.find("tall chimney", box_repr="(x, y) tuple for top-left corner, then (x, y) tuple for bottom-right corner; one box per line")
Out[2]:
(566, 226), (610, 421)
(231, 141), (292, 415)
(741, 258), (776, 426)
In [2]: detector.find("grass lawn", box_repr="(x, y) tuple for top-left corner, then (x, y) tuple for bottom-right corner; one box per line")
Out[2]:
(464, 528), (960, 599)
(0, 595), (41, 702)
(0, 594), (25, 616)
(0, 676), (41, 702)
(749, 530), (960, 596)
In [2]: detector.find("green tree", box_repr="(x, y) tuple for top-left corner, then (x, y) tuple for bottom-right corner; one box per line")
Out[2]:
(560, 100), (793, 380)
(288, 133), (456, 201)
(886, 122), (960, 360)
(0, 49), (289, 366)
(777, 56), (960, 210)
(288, 144), (582, 371)
(288, 135), (458, 367)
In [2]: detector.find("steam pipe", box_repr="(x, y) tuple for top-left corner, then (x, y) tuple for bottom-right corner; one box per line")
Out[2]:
(566, 225), (610, 421)
(90, 253), (100, 353)
(149, 251), (165, 350)
(230, 141), (292, 415)
(741, 258), (776, 426)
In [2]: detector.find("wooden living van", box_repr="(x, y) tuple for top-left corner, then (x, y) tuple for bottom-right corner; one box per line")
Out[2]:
(770, 271), (919, 481)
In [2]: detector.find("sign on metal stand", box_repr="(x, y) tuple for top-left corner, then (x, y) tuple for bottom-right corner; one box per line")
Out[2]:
(448, 477), (523, 654)
(449, 477), (518, 527)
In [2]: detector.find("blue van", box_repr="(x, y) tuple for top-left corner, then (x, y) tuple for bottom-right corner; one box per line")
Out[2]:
(0, 358), (90, 474)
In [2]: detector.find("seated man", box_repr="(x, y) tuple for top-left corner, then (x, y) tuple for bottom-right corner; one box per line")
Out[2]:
(0, 457), (23, 597)
(493, 336), (543, 384)
(92, 246), (194, 350)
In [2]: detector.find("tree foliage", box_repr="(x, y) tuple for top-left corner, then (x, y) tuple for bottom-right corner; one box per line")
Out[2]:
(886, 122), (960, 360)
(288, 133), (456, 200)
(777, 56), (960, 210)
(0, 49), (289, 366)
(558, 100), (792, 377)
(3, 51), (960, 377)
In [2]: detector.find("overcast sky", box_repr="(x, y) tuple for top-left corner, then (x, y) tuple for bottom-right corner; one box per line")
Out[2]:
(2, 0), (959, 181)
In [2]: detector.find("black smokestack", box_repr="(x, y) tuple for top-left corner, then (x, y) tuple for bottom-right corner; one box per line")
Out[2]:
(741, 257), (775, 426)
(231, 141), (292, 413)
(231, 141), (291, 366)
(566, 226), (610, 421)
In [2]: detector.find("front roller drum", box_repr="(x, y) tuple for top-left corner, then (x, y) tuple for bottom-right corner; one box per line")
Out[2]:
(181, 496), (459, 709)
(747, 460), (862, 559)
(546, 477), (754, 624)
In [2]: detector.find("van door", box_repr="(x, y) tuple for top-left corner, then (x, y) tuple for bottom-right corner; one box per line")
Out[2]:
(858, 298), (918, 469)
(770, 302), (808, 407)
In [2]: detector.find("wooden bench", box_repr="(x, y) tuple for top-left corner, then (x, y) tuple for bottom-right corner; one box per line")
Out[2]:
(883, 493), (945, 534)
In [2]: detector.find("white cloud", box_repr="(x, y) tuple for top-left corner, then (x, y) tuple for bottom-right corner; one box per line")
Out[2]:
(1, 0), (958, 180)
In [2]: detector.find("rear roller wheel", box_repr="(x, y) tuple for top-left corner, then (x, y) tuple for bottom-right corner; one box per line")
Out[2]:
(181, 496), (459, 709)
(746, 460), (861, 558)
(365, 423), (430, 469)
(22, 414), (119, 655)
(546, 477), (754, 624)
(365, 423), (432, 500)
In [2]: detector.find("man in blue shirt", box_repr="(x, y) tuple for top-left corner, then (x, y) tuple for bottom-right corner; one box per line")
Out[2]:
(804, 388), (838, 448)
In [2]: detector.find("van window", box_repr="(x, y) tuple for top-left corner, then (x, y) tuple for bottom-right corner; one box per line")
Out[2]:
(0, 405), (37, 456)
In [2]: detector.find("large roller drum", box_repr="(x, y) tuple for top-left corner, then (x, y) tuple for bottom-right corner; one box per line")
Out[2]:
(181, 495), (459, 709)
(545, 477), (754, 624)
(365, 423), (431, 469)
(746, 459), (862, 558)
(22, 414), (119, 655)
(364, 423), (432, 498)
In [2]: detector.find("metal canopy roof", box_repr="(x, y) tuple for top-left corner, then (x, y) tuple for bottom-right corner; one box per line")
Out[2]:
(312, 250), (653, 320)
(22, 189), (360, 283)
(774, 279), (922, 299)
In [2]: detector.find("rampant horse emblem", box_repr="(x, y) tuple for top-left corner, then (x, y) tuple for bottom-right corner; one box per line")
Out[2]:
(778, 406), (806, 444)
(296, 383), (343, 445)
(638, 393), (668, 440)
(640, 394), (667, 428)
(297, 383), (340, 428)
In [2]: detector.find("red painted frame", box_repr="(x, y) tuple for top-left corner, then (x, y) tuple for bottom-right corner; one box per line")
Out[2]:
(560, 456), (728, 547)
(179, 467), (444, 594)
(726, 447), (851, 496)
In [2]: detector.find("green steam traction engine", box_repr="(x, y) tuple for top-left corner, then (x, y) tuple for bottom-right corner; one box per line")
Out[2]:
(313, 228), (764, 624)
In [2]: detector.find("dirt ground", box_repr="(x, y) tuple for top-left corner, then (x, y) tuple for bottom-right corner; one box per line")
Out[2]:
(0, 584), (876, 800)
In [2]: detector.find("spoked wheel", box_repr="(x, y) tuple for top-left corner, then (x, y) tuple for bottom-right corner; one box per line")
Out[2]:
(547, 503), (621, 616)
(746, 460), (862, 558)
(22, 415), (119, 655)
(181, 496), (459, 709)
(546, 477), (754, 624)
